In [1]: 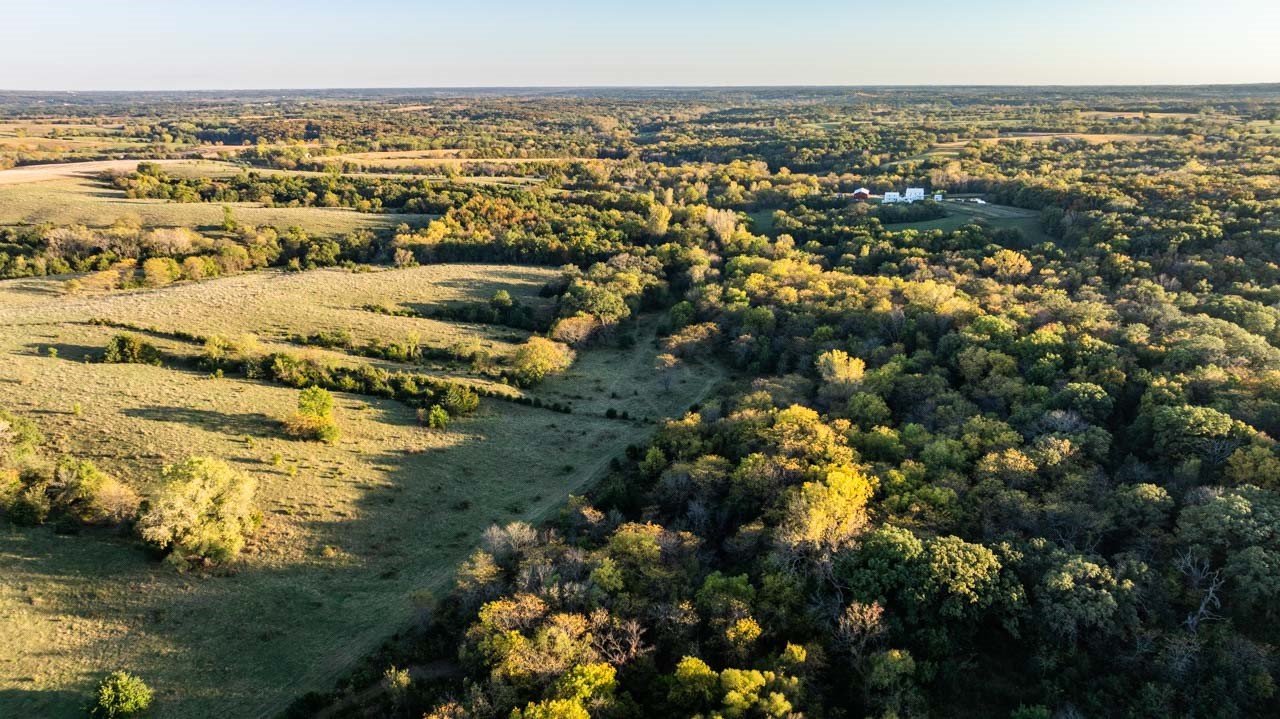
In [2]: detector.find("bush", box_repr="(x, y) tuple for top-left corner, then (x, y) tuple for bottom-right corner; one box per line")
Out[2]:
(283, 386), (340, 443)
(283, 412), (339, 443)
(7, 480), (51, 526)
(53, 458), (140, 525)
(0, 408), (45, 464)
(141, 257), (181, 287)
(421, 404), (449, 430)
(512, 337), (575, 385)
(442, 384), (480, 415)
(103, 334), (160, 365)
(89, 671), (153, 718)
(136, 457), (260, 567)
(298, 386), (335, 417)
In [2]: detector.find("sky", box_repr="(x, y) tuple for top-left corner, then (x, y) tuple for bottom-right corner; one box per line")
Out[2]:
(2, 0), (1278, 90)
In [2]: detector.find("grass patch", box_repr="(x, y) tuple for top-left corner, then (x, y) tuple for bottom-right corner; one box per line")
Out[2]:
(0, 265), (722, 719)
(0, 161), (436, 233)
(891, 201), (1051, 246)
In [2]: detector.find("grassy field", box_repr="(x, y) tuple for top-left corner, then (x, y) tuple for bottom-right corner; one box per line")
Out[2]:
(889, 201), (1051, 246)
(0, 266), (723, 718)
(328, 150), (602, 165)
(0, 161), (436, 233)
(886, 132), (1165, 166)
(1245, 119), (1280, 134)
(28, 265), (551, 355)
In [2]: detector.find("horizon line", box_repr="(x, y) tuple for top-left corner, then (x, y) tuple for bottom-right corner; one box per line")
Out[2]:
(3, 81), (1280, 95)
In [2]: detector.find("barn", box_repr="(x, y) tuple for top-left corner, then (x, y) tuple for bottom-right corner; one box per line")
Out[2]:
(852, 187), (871, 200)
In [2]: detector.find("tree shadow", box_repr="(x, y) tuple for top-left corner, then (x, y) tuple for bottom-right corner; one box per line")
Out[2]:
(23, 342), (101, 362)
(0, 687), (89, 719)
(120, 406), (278, 438)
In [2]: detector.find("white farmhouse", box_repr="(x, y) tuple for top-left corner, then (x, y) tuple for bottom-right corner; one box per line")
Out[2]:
(883, 187), (930, 204)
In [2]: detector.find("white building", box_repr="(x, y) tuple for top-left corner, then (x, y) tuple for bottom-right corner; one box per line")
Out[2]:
(933, 194), (944, 201)
(883, 187), (931, 204)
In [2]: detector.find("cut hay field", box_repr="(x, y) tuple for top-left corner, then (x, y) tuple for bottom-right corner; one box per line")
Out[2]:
(0, 160), (436, 233)
(0, 265), (723, 719)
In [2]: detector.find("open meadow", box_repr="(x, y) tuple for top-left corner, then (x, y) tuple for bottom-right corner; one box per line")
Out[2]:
(0, 160), (437, 233)
(0, 266), (722, 718)
(880, 200), (1052, 246)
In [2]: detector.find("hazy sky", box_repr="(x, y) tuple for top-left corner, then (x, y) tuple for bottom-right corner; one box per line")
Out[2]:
(3, 0), (1278, 90)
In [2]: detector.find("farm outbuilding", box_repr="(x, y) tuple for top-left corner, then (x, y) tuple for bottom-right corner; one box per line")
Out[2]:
(852, 187), (871, 200)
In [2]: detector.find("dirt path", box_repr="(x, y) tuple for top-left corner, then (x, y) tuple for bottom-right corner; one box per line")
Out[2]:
(0, 158), (193, 185)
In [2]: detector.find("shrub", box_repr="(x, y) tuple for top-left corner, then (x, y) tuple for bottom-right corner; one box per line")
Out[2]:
(53, 458), (140, 525)
(283, 412), (339, 443)
(141, 257), (181, 287)
(298, 386), (335, 418)
(89, 671), (153, 718)
(0, 468), (20, 512)
(103, 334), (160, 365)
(283, 386), (340, 443)
(7, 480), (51, 526)
(512, 337), (575, 385)
(0, 408), (45, 464)
(136, 457), (260, 567)
(420, 404), (449, 430)
(442, 384), (480, 415)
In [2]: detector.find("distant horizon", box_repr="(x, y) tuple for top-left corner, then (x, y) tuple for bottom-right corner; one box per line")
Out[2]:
(3, 0), (1278, 91)
(5, 81), (1280, 95)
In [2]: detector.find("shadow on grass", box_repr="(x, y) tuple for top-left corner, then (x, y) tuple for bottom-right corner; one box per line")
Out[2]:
(0, 335), (693, 719)
(120, 405), (278, 439)
(24, 342), (102, 362)
(0, 688), (89, 719)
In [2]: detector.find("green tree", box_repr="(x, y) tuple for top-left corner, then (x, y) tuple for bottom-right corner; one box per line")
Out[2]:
(136, 457), (259, 567)
(512, 338), (575, 385)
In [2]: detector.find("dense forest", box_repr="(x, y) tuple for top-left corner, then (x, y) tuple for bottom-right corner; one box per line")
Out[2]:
(3, 86), (1280, 718)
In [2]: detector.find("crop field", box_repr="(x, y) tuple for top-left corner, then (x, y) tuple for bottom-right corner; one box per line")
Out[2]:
(0, 265), (722, 718)
(0, 161), (436, 233)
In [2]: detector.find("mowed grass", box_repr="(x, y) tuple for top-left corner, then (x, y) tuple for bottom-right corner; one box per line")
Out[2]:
(0, 265), (723, 718)
(0, 161), (435, 233)
(890, 201), (1051, 247)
